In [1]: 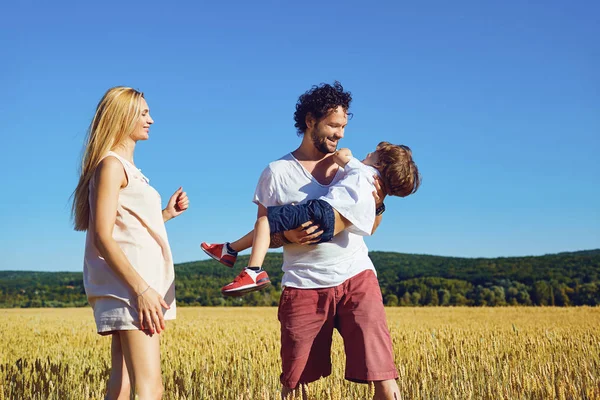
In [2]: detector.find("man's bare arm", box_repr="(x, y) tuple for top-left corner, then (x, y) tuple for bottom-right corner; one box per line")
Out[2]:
(371, 176), (386, 235)
(270, 232), (290, 248)
(371, 214), (383, 235)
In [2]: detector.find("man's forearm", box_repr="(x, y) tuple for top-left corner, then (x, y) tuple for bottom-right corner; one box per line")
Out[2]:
(270, 232), (290, 248)
(371, 214), (383, 235)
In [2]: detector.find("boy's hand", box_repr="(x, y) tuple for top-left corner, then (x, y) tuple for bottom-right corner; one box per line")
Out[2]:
(333, 148), (353, 167)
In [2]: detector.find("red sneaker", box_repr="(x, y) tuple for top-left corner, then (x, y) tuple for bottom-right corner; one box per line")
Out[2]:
(221, 268), (271, 297)
(201, 242), (237, 268)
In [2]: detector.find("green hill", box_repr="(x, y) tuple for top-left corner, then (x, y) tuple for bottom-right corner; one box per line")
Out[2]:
(1, 250), (599, 307)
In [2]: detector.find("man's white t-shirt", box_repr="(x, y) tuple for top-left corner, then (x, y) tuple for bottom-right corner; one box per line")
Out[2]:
(253, 153), (376, 289)
(319, 157), (380, 237)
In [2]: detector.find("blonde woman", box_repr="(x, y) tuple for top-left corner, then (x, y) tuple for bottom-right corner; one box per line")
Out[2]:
(72, 86), (189, 399)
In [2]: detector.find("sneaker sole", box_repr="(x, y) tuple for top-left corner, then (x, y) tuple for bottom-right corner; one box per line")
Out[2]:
(200, 245), (234, 268)
(221, 281), (271, 297)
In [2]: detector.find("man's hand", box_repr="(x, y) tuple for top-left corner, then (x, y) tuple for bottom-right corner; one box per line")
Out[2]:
(283, 220), (324, 245)
(333, 148), (353, 168)
(267, 220), (325, 248)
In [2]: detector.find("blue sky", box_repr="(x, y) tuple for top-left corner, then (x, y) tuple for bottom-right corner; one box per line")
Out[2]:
(1, 0), (598, 271)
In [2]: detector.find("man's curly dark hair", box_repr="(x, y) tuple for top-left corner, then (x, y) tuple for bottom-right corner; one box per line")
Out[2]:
(294, 81), (353, 136)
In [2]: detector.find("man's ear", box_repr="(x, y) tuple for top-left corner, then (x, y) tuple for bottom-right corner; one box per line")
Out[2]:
(305, 113), (316, 130)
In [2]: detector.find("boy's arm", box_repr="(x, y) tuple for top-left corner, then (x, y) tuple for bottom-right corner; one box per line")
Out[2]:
(332, 148), (353, 168)
(334, 150), (366, 177)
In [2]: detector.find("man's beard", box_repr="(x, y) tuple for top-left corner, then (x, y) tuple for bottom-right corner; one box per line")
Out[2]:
(311, 128), (336, 154)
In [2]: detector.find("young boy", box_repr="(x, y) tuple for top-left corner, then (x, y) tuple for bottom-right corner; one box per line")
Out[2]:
(202, 142), (421, 296)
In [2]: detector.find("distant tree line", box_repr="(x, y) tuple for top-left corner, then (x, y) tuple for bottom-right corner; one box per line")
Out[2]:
(1, 250), (599, 308)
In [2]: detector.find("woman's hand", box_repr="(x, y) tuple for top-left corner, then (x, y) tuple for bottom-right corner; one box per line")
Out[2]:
(283, 220), (324, 245)
(136, 286), (170, 334)
(163, 187), (189, 222)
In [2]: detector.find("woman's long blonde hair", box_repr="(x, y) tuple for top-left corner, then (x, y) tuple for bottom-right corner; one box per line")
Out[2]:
(72, 86), (145, 231)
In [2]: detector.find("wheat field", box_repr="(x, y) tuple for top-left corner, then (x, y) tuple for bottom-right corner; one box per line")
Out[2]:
(1, 307), (599, 399)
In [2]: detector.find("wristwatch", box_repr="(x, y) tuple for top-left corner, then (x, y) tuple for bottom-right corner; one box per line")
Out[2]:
(375, 203), (386, 216)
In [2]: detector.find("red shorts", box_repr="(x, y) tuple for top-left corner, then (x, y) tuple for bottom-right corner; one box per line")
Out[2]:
(278, 269), (398, 389)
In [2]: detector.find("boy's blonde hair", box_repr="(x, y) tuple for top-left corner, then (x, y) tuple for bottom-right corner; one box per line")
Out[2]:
(375, 141), (421, 197)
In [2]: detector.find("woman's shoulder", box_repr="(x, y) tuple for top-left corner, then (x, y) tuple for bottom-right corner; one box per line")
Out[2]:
(93, 155), (128, 187)
(96, 155), (126, 174)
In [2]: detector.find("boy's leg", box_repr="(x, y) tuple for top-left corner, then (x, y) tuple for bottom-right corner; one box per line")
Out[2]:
(221, 267), (271, 296)
(221, 216), (271, 295)
(206, 202), (313, 269)
(221, 215), (271, 296)
(119, 330), (163, 400)
(267, 203), (313, 233)
(222, 203), (315, 296)
(212, 204), (315, 263)
(229, 230), (254, 252)
(202, 230), (256, 269)
(221, 216), (273, 296)
(247, 216), (271, 267)
(201, 241), (239, 267)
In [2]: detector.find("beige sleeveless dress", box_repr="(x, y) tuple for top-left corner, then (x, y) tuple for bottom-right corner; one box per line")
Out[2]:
(83, 151), (176, 334)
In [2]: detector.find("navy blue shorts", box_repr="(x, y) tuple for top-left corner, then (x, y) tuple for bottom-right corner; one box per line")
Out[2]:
(267, 199), (335, 244)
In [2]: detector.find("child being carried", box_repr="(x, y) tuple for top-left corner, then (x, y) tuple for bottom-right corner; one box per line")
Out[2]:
(202, 142), (421, 296)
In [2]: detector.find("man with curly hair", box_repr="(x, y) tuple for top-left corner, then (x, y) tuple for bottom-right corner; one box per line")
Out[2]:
(203, 82), (401, 399)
